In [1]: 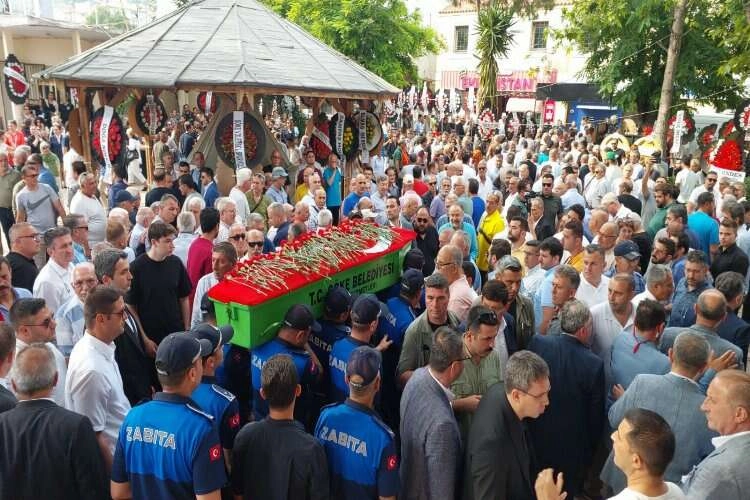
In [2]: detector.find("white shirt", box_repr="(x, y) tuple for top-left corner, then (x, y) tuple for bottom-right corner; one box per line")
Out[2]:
(609, 482), (685, 499)
(33, 259), (74, 313)
(632, 288), (670, 310)
(493, 315), (509, 378)
(16, 338), (67, 407)
(173, 232), (198, 267)
(428, 367), (455, 401)
(191, 272), (219, 327)
(229, 187), (251, 224)
(522, 265), (546, 300)
(69, 191), (106, 245)
(216, 221), (231, 243)
(65, 332), (131, 456)
(711, 430), (750, 450)
(576, 275), (610, 309)
(675, 169), (702, 203)
(63, 148), (82, 187)
(591, 302), (636, 382)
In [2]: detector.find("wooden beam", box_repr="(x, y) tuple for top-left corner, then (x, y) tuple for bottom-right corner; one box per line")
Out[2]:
(106, 87), (132, 108)
(77, 88), (92, 171)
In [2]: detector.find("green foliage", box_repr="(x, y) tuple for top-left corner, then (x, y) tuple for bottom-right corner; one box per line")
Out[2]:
(706, 1), (750, 77)
(558, 0), (742, 120)
(493, 0), (555, 19)
(84, 6), (131, 35)
(475, 3), (515, 112)
(261, 0), (444, 87)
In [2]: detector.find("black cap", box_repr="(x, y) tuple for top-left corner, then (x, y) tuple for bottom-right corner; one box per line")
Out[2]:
(401, 269), (425, 295)
(350, 294), (383, 324)
(324, 286), (353, 315)
(614, 240), (641, 260)
(346, 346), (382, 388)
(403, 248), (425, 271)
(155, 333), (213, 376)
(115, 190), (136, 204)
(200, 294), (215, 317)
(188, 323), (234, 354)
(283, 304), (321, 332)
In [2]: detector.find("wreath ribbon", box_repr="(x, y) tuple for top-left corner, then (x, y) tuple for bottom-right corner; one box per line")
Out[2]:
(100, 106), (114, 171)
(358, 112), (369, 163)
(232, 111), (247, 170)
(335, 112), (345, 160)
(205, 92), (213, 115)
(3, 66), (27, 89)
(311, 126), (331, 150)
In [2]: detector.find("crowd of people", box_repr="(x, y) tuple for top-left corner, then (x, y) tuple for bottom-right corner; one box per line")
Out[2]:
(0, 100), (748, 500)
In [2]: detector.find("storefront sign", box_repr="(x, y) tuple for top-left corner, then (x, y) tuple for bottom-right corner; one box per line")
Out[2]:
(543, 100), (556, 124)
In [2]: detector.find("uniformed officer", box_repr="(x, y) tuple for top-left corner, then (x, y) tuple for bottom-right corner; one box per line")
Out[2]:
(315, 346), (400, 500)
(251, 304), (322, 430)
(188, 323), (241, 469)
(111, 333), (227, 500)
(329, 295), (392, 403)
(311, 286), (352, 370)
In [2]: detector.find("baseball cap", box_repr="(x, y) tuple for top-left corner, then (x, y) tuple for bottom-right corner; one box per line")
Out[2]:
(271, 166), (288, 179)
(401, 269), (424, 295)
(403, 248), (425, 271)
(115, 190), (136, 204)
(346, 346), (382, 388)
(236, 168), (252, 184)
(283, 304), (320, 332)
(188, 323), (234, 354)
(614, 240), (641, 260)
(324, 285), (353, 315)
(155, 333), (213, 375)
(350, 294), (383, 324)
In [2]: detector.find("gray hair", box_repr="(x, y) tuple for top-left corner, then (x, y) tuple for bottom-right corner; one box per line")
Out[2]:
(318, 209), (333, 228)
(176, 212), (196, 233)
(428, 326), (464, 372)
(186, 196), (205, 211)
(450, 230), (470, 251)
(247, 213), (265, 226)
(673, 332), (711, 374)
(78, 171), (95, 184)
(216, 197), (236, 213)
(555, 264), (581, 290)
(424, 272), (450, 291)
(441, 244), (463, 267)
(505, 351), (549, 394)
(560, 299), (591, 334)
(10, 343), (57, 395)
(645, 264), (672, 287)
(43, 226), (70, 248)
(93, 249), (128, 282)
(267, 202), (284, 217)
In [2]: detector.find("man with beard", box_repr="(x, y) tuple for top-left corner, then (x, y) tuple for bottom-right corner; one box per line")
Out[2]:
(495, 256), (535, 349)
(439, 204), (478, 261)
(539, 173), (562, 229)
(647, 183), (677, 239)
(95, 250), (158, 405)
(429, 176), (452, 222)
(668, 249), (712, 328)
(650, 237), (676, 268)
(412, 207), (438, 275)
(477, 191), (505, 280)
(507, 216), (529, 273)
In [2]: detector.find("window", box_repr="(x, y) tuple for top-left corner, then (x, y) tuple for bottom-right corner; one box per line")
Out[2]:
(531, 21), (549, 49)
(454, 25), (469, 52)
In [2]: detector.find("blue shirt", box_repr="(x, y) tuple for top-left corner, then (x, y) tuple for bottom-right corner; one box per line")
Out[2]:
(191, 377), (241, 450)
(385, 296), (419, 347)
(111, 392), (227, 499)
(38, 166), (58, 194)
(342, 191), (369, 217)
(315, 399), (399, 500)
(668, 278), (712, 328)
(72, 242), (87, 264)
(203, 181), (219, 209)
(687, 210), (719, 262)
(437, 222), (479, 260)
(310, 320), (350, 375)
(323, 167), (343, 207)
(610, 331), (670, 393)
(329, 336), (370, 403)
(251, 337), (319, 422)
(471, 196), (485, 228)
(0, 287), (31, 320)
(671, 256), (685, 289)
(534, 266), (558, 330)
(604, 268), (646, 295)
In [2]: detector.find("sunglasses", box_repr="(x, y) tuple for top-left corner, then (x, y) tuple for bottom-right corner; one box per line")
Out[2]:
(416, 218), (429, 223)
(229, 234), (246, 241)
(542, 183), (552, 187)
(247, 241), (264, 247)
(25, 317), (54, 328)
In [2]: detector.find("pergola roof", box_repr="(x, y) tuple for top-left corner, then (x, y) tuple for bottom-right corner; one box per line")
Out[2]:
(37, 0), (399, 99)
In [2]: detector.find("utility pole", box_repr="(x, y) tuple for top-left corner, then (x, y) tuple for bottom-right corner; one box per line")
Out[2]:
(653, 0), (688, 157)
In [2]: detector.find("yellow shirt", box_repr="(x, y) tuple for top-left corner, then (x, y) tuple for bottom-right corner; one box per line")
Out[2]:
(511, 244), (528, 274)
(566, 250), (585, 272)
(294, 184), (309, 203)
(477, 210), (506, 272)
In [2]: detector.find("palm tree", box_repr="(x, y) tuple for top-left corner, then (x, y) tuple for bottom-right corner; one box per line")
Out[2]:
(475, 1), (515, 113)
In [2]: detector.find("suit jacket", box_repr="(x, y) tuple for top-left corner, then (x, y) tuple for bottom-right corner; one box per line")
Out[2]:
(600, 373), (715, 493)
(114, 310), (160, 405)
(528, 334), (605, 497)
(400, 367), (461, 500)
(534, 220), (555, 243)
(0, 399), (108, 499)
(464, 383), (535, 500)
(0, 384), (16, 414)
(716, 311), (750, 366)
(683, 433), (750, 499)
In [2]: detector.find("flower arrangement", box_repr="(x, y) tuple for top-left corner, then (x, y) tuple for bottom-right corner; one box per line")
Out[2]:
(310, 112), (332, 163)
(197, 91), (219, 114)
(134, 94), (167, 135)
(90, 107), (125, 167)
(733, 99), (750, 132)
(213, 112), (265, 169)
(478, 109), (496, 141)
(719, 120), (735, 138)
(708, 138), (743, 171)
(666, 111), (696, 149)
(329, 114), (359, 160)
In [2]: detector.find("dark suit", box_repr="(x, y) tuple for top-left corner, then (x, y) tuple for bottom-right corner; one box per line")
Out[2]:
(115, 310), (160, 405)
(0, 384), (16, 413)
(465, 383), (535, 500)
(716, 310), (750, 366)
(528, 334), (605, 497)
(0, 399), (108, 499)
(534, 219), (555, 243)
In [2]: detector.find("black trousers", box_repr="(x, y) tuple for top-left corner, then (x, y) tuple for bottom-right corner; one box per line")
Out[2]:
(0, 207), (14, 252)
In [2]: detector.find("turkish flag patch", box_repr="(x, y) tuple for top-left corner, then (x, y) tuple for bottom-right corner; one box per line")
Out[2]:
(229, 413), (240, 428)
(209, 444), (222, 462)
(386, 454), (398, 471)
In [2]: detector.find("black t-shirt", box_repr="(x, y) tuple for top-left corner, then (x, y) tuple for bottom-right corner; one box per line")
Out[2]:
(126, 254), (191, 343)
(145, 186), (174, 207)
(231, 418), (329, 500)
(6, 252), (38, 292)
(415, 227), (439, 276)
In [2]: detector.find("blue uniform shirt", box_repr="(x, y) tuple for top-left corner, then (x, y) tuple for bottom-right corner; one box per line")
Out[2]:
(251, 337), (319, 422)
(315, 399), (399, 500)
(311, 320), (351, 373)
(329, 336), (370, 403)
(111, 392), (227, 500)
(191, 376), (241, 450)
(385, 296), (419, 347)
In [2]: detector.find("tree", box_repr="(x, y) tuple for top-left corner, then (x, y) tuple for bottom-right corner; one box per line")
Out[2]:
(475, 3), (515, 112)
(558, 0), (742, 122)
(706, 0), (750, 78)
(478, 0), (555, 19)
(261, 0), (443, 88)
(85, 6), (131, 35)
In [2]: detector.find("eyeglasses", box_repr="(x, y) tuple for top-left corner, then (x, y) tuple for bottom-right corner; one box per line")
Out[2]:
(706, 178), (717, 183)
(542, 183), (552, 187)
(229, 234), (246, 241)
(519, 387), (551, 399)
(107, 309), (127, 319)
(73, 278), (98, 288)
(436, 261), (455, 269)
(428, 182), (437, 185)
(416, 218), (429, 223)
(18, 233), (40, 241)
(76, 225), (89, 231)
(247, 241), (264, 247)
(24, 317), (54, 328)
